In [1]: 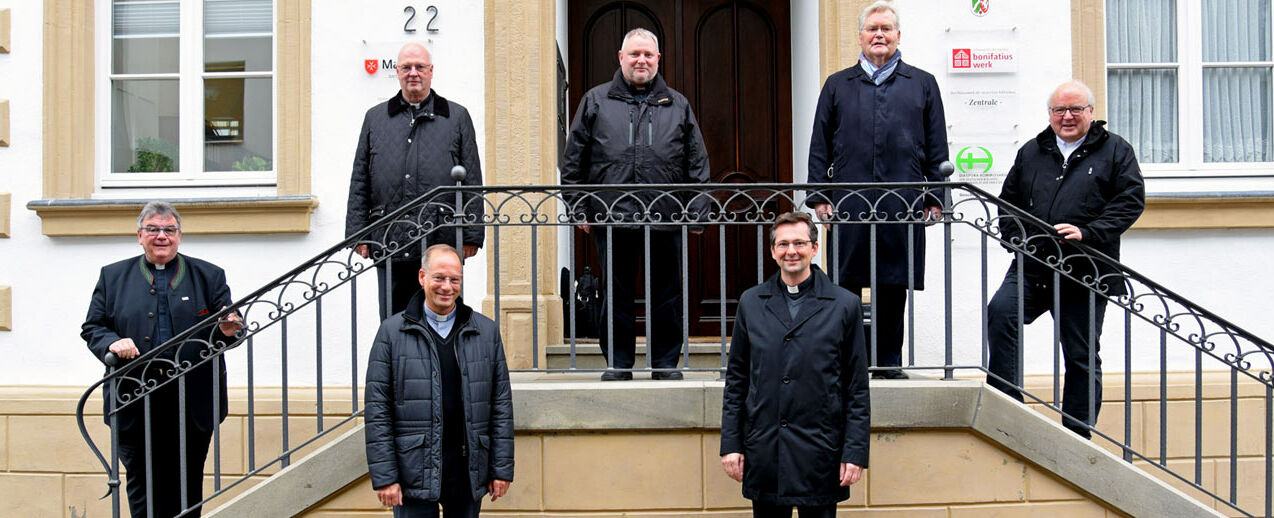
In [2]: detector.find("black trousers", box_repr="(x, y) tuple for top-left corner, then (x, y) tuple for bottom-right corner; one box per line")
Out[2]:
(840, 283), (907, 368)
(592, 228), (684, 370)
(394, 445), (478, 518)
(117, 416), (214, 518)
(751, 501), (837, 518)
(986, 268), (1107, 438)
(375, 233), (466, 320)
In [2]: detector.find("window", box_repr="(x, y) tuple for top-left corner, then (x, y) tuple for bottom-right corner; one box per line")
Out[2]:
(1106, 0), (1274, 174)
(102, 0), (275, 187)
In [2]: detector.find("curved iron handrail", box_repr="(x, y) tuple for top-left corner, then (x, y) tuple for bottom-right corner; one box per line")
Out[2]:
(73, 180), (1273, 516)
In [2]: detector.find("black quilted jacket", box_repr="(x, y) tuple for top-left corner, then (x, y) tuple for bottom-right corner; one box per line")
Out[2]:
(346, 90), (485, 258)
(364, 292), (514, 501)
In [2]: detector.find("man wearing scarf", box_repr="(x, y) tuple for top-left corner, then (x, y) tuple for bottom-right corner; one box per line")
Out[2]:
(806, 0), (949, 380)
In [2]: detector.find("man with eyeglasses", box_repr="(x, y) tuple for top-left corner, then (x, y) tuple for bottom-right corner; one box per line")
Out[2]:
(82, 201), (243, 517)
(347, 42), (485, 320)
(365, 244), (514, 517)
(806, 0), (949, 380)
(986, 80), (1145, 439)
(721, 212), (870, 517)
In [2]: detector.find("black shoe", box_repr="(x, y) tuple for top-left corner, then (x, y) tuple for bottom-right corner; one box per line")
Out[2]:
(600, 370), (633, 381)
(651, 371), (684, 380)
(871, 369), (910, 380)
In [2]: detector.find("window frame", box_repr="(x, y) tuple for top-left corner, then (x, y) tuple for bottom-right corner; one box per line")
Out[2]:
(1106, 0), (1274, 180)
(94, 0), (278, 189)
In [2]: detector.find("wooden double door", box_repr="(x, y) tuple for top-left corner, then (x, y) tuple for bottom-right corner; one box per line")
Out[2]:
(567, 0), (793, 335)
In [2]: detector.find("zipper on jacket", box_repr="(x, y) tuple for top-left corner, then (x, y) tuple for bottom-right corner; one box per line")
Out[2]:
(647, 109), (653, 146)
(628, 109), (635, 146)
(826, 165), (834, 179)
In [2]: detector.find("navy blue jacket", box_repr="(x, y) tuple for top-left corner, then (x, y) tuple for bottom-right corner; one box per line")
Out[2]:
(82, 254), (235, 432)
(998, 121), (1145, 294)
(364, 293), (514, 502)
(806, 60), (949, 288)
(720, 266), (871, 506)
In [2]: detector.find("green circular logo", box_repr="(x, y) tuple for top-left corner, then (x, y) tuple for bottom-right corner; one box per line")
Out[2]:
(956, 146), (994, 174)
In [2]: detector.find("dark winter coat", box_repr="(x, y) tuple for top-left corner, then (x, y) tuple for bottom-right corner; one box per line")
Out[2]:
(346, 90), (485, 258)
(560, 70), (711, 228)
(720, 266), (871, 506)
(82, 254), (235, 432)
(806, 60), (949, 288)
(364, 293), (514, 502)
(998, 121), (1145, 295)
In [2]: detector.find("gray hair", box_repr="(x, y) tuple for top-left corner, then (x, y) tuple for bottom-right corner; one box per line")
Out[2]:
(421, 243), (462, 271)
(1047, 80), (1097, 108)
(859, 1), (900, 31)
(769, 212), (819, 247)
(137, 200), (182, 228)
(621, 28), (660, 53)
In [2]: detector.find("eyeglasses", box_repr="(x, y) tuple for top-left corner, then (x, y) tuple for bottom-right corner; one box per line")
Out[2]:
(141, 225), (180, 237)
(396, 64), (433, 73)
(428, 274), (462, 286)
(773, 240), (812, 250)
(1049, 105), (1091, 117)
(861, 25), (896, 34)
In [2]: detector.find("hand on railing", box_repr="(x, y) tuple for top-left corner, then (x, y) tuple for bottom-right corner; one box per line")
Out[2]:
(106, 338), (139, 362)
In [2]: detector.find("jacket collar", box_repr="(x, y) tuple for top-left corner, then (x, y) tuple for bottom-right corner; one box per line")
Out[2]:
(401, 289), (474, 334)
(605, 69), (674, 105)
(1035, 120), (1110, 154)
(845, 58), (914, 83)
(136, 254), (188, 289)
(758, 265), (836, 329)
(387, 90), (453, 118)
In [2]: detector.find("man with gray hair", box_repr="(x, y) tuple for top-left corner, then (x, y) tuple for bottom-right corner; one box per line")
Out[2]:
(346, 42), (485, 321)
(986, 80), (1145, 438)
(561, 27), (711, 380)
(82, 201), (242, 517)
(806, 0), (949, 379)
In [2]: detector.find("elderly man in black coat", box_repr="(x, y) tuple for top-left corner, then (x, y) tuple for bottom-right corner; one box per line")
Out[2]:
(365, 244), (514, 517)
(346, 42), (485, 320)
(82, 201), (242, 518)
(987, 80), (1145, 438)
(721, 212), (871, 518)
(807, 0), (948, 379)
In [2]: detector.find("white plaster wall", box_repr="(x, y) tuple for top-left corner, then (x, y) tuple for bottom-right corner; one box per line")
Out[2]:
(2, 0), (1271, 388)
(0, 1), (486, 387)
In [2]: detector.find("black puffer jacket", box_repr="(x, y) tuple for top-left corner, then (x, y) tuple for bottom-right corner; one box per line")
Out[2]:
(346, 90), (485, 258)
(560, 70), (711, 227)
(364, 293), (514, 501)
(998, 121), (1145, 294)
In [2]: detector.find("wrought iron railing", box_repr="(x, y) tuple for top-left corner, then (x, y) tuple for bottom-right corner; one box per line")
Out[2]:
(76, 179), (1274, 517)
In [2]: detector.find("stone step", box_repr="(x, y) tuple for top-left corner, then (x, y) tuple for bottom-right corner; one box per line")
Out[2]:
(545, 341), (730, 370)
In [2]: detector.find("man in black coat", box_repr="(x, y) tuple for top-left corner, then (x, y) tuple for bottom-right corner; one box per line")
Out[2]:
(986, 80), (1145, 438)
(364, 244), (514, 517)
(346, 42), (485, 320)
(560, 28), (711, 380)
(721, 212), (871, 517)
(807, 1), (949, 379)
(81, 201), (242, 518)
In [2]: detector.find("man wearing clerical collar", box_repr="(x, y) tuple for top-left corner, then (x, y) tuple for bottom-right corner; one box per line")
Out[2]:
(365, 244), (514, 516)
(82, 200), (242, 517)
(721, 212), (871, 517)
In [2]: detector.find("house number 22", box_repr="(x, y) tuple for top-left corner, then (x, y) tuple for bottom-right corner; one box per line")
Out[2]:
(403, 5), (439, 33)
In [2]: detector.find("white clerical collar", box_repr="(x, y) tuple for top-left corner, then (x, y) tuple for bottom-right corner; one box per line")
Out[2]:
(424, 303), (454, 322)
(786, 284), (799, 294)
